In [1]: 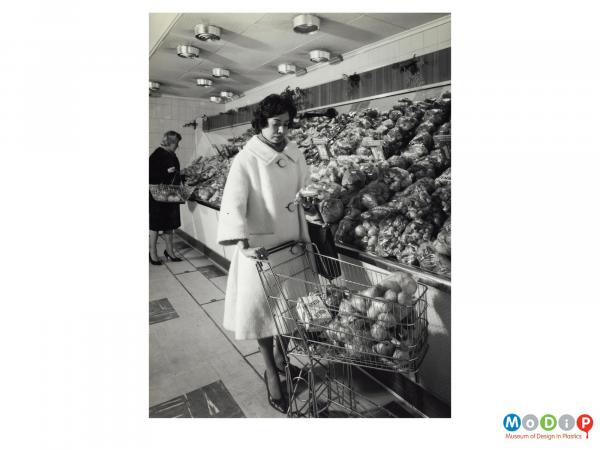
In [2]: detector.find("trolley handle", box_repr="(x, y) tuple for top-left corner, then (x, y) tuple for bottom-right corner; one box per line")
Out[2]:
(265, 240), (301, 255)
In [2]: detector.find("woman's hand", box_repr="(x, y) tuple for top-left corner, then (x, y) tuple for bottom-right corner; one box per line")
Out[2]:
(237, 239), (268, 260)
(240, 246), (268, 260)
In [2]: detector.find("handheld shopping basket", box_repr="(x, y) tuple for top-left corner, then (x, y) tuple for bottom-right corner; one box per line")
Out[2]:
(149, 173), (195, 204)
(256, 241), (429, 418)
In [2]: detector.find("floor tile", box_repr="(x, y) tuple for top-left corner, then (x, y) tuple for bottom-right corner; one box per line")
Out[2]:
(149, 298), (179, 325)
(198, 264), (226, 279)
(210, 275), (228, 292)
(149, 272), (189, 302)
(202, 301), (259, 356)
(176, 271), (224, 303)
(186, 255), (214, 268)
(186, 381), (245, 418)
(149, 396), (192, 418)
(245, 352), (266, 378)
(164, 258), (197, 275)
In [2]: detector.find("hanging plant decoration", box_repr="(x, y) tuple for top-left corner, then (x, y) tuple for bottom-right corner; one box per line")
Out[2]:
(343, 73), (361, 96)
(183, 120), (198, 130)
(281, 86), (307, 110)
(398, 54), (426, 88)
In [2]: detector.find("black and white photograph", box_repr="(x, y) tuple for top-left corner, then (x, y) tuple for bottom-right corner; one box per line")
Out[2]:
(148, 12), (451, 418)
(4, 1), (600, 448)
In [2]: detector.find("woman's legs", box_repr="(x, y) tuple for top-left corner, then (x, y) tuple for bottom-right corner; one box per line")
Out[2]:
(164, 230), (176, 257)
(149, 230), (159, 260)
(258, 337), (282, 400)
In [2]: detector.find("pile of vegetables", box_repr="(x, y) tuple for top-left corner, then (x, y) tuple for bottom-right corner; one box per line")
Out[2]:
(181, 155), (232, 206)
(318, 271), (424, 369)
(183, 91), (451, 276)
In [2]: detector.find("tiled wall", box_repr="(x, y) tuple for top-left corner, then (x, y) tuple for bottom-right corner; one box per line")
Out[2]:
(149, 96), (223, 168)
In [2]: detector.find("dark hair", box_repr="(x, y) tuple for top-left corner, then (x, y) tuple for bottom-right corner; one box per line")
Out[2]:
(161, 130), (182, 146)
(251, 94), (297, 133)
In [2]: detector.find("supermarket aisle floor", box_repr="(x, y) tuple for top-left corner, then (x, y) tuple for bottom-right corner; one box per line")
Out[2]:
(149, 233), (283, 418)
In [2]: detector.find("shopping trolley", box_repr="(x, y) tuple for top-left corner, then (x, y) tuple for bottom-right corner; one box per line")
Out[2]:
(256, 241), (429, 418)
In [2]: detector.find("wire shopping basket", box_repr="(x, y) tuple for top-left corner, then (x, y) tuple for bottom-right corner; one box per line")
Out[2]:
(257, 241), (429, 374)
(149, 173), (195, 203)
(256, 241), (429, 417)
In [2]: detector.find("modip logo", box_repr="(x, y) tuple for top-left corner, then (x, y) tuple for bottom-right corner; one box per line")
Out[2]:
(503, 413), (593, 440)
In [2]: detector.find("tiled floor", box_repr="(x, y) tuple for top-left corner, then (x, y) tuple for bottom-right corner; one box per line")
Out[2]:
(149, 234), (283, 418)
(149, 233), (413, 419)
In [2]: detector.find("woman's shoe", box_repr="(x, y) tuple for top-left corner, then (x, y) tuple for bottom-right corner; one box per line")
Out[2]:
(149, 253), (162, 265)
(164, 250), (183, 262)
(263, 371), (288, 414)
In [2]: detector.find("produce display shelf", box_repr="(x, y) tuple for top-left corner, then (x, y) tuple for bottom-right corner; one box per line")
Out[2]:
(334, 242), (451, 295)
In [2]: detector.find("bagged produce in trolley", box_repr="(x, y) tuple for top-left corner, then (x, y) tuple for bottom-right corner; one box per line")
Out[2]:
(296, 291), (333, 331)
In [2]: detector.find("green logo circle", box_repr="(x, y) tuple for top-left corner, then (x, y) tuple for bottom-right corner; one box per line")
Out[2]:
(540, 414), (557, 431)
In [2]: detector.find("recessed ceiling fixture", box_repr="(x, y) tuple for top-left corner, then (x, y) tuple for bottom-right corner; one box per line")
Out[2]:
(292, 14), (320, 34)
(194, 24), (222, 41)
(309, 49), (331, 63)
(212, 68), (230, 78)
(210, 96), (223, 103)
(149, 81), (160, 91)
(176, 44), (200, 58)
(220, 91), (234, 99)
(278, 63), (296, 75)
(196, 78), (213, 87)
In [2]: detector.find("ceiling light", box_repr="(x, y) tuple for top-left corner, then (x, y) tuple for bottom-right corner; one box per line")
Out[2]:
(309, 50), (330, 63)
(210, 96), (223, 103)
(329, 54), (344, 65)
(220, 91), (234, 99)
(176, 44), (200, 58)
(278, 63), (296, 75)
(149, 81), (160, 91)
(212, 68), (230, 78)
(196, 78), (213, 87)
(292, 14), (320, 34)
(194, 24), (222, 41)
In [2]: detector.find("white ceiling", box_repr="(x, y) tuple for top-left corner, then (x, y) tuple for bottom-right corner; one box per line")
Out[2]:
(149, 13), (447, 99)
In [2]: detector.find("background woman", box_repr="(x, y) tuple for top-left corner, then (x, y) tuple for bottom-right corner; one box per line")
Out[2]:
(217, 94), (309, 414)
(149, 130), (184, 265)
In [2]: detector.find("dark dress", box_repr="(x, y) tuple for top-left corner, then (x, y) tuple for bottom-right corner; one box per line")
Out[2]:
(149, 147), (181, 231)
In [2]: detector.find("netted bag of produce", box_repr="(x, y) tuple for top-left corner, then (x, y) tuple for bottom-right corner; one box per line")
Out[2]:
(415, 120), (436, 135)
(375, 218), (401, 257)
(409, 132), (433, 150)
(428, 149), (450, 173)
(360, 204), (398, 222)
(295, 291), (333, 331)
(383, 167), (413, 192)
(395, 244), (420, 266)
(432, 216), (451, 256)
(319, 198), (345, 224)
(402, 177), (436, 195)
(341, 168), (367, 191)
(395, 184), (432, 220)
(396, 116), (419, 133)
(416, 242), (451, 275)
(408, 157), (437, 180)
(432, 185), (451, 214)
(434, 168), (451, 189)
(423, 108), (446, 126)
(386, 155), (410, 169)
(400, 218), (436, 247)
(334, 217), (359, 244)
(435, 121), (451, 136)
(357, 163), (380, 182)
(401, 143), (429, 164)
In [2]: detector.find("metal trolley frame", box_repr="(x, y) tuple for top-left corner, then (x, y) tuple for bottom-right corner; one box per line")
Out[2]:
(256, 241), (429, 418)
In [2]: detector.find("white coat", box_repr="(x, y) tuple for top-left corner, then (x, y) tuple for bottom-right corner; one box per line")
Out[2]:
(217, 135), (310, 340)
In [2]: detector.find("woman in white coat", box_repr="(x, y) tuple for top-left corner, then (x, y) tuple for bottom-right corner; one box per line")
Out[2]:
(217, 94), (310, 414)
